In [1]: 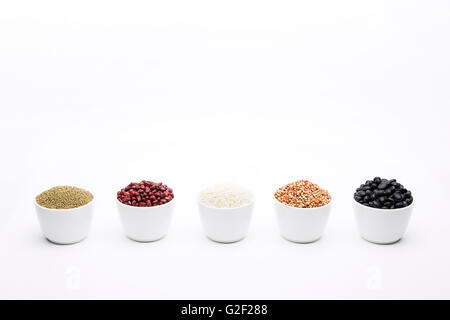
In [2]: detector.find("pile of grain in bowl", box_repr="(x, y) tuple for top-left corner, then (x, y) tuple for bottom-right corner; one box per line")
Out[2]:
(117, 180), (174, 207)
(199, 184), (253, 208)
(36, 186), (93, 209)
(275, 180), (331, 208)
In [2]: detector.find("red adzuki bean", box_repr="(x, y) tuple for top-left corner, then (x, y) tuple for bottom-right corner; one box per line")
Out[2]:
(117, 180), (174, 207)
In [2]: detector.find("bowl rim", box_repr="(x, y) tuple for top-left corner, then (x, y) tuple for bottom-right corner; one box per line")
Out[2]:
(353, 197), (413, 212)
(116, 197), (175, 209)
(35, 197), (94, 213)
(273, 196), (332, 210)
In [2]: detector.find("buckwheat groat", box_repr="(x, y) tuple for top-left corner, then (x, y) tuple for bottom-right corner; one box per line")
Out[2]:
(275, 180), (331, 208)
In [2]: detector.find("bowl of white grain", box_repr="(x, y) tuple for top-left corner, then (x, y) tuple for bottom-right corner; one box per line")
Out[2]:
(198, 183), (254, 243)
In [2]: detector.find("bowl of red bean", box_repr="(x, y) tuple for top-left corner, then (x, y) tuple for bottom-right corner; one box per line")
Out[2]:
(116, 180), (175, 242)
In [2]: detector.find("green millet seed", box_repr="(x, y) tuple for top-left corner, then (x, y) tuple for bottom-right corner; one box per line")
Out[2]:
(36, 186), (93, 209)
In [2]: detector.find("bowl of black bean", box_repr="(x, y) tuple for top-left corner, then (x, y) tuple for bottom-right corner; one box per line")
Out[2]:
(353, 177), (413, 244)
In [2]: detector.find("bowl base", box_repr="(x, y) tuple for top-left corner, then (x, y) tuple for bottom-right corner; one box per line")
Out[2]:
(206, 236), (246, 244)
(361, 236), (402, 245)
(282, 235), (322, 244)
(46, 237), (86, 245)
(126, 234), (166, 243)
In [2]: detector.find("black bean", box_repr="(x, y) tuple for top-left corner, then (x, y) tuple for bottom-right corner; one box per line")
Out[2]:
(393, 192), (403, 201)
(395, 202), (404, 208)
(355, 177), (412, 210)
(378, 182), (389, 190)
(374, 189), (383, 197)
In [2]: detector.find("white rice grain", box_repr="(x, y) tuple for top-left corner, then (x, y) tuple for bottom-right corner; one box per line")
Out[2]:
(199, 184), (253, 208)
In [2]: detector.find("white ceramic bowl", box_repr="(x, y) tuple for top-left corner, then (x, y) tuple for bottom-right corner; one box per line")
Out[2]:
(274, 198), (332, 243)
(198, 200), (254, 243)
(353, 199), (413, 244)
(117, 199), (175, 242)
(35, 200), (94, 245)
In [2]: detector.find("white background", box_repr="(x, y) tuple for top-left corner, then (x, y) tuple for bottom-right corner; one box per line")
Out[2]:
(1, 0), (449, 299)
